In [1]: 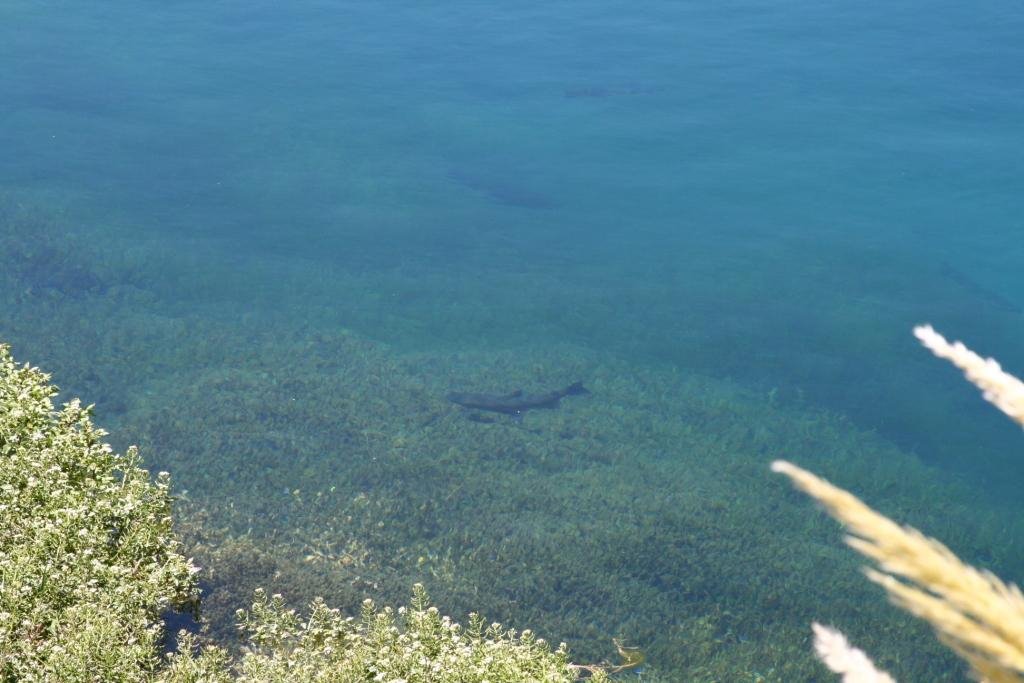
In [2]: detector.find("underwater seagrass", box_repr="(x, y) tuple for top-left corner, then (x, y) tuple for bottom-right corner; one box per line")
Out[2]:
(0, 342), (602, 682)
(776, 325), (1024, 682)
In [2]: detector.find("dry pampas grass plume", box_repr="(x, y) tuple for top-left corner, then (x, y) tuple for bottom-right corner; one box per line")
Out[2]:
(811, 623), (895, 683)
(774, 326), (1024, 683)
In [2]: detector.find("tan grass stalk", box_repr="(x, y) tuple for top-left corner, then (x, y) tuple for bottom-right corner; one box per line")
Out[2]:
(914, 324), (1024, 427)
(772, 460), (1024, 680)
(812, 623), (895, 683)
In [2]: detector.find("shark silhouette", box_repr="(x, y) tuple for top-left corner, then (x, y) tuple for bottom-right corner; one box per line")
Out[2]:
(447, 382), (589, 415)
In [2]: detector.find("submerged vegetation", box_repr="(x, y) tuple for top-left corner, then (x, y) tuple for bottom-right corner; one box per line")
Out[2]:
(3, 202), (1023, 680)
(0, 343), (590, 681)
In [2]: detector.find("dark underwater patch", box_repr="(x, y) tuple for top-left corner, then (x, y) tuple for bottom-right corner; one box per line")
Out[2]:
(446, 166), (557, 210)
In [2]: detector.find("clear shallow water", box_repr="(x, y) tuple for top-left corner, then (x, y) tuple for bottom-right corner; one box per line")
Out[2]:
(3, 1), (1024, 679)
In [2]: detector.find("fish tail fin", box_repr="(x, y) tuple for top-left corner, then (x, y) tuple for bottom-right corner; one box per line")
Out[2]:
(565, 381), (589, 395)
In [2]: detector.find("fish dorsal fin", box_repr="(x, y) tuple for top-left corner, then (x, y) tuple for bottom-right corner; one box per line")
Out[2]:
(504, 389), (524, 398)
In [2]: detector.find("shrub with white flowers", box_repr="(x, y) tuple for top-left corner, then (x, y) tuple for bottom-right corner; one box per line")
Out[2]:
(0, 343), (199, 680)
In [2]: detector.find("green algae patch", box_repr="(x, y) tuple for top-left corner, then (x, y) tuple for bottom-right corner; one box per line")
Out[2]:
(130, 328), (985, 681)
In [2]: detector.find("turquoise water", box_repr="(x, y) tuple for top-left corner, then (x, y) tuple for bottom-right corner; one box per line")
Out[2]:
(3, 1), (1024, 679)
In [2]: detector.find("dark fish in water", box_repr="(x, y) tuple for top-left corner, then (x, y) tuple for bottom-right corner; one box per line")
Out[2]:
(563, 84), (663, 99)
(940, 262), (1021, 314)
(446, 167), (556, 210)
(447, 382), (589, 415)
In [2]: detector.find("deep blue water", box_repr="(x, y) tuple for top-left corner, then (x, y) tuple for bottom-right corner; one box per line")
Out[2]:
(8, 0), (1022, 477)
(3, 1), (1024, 678)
